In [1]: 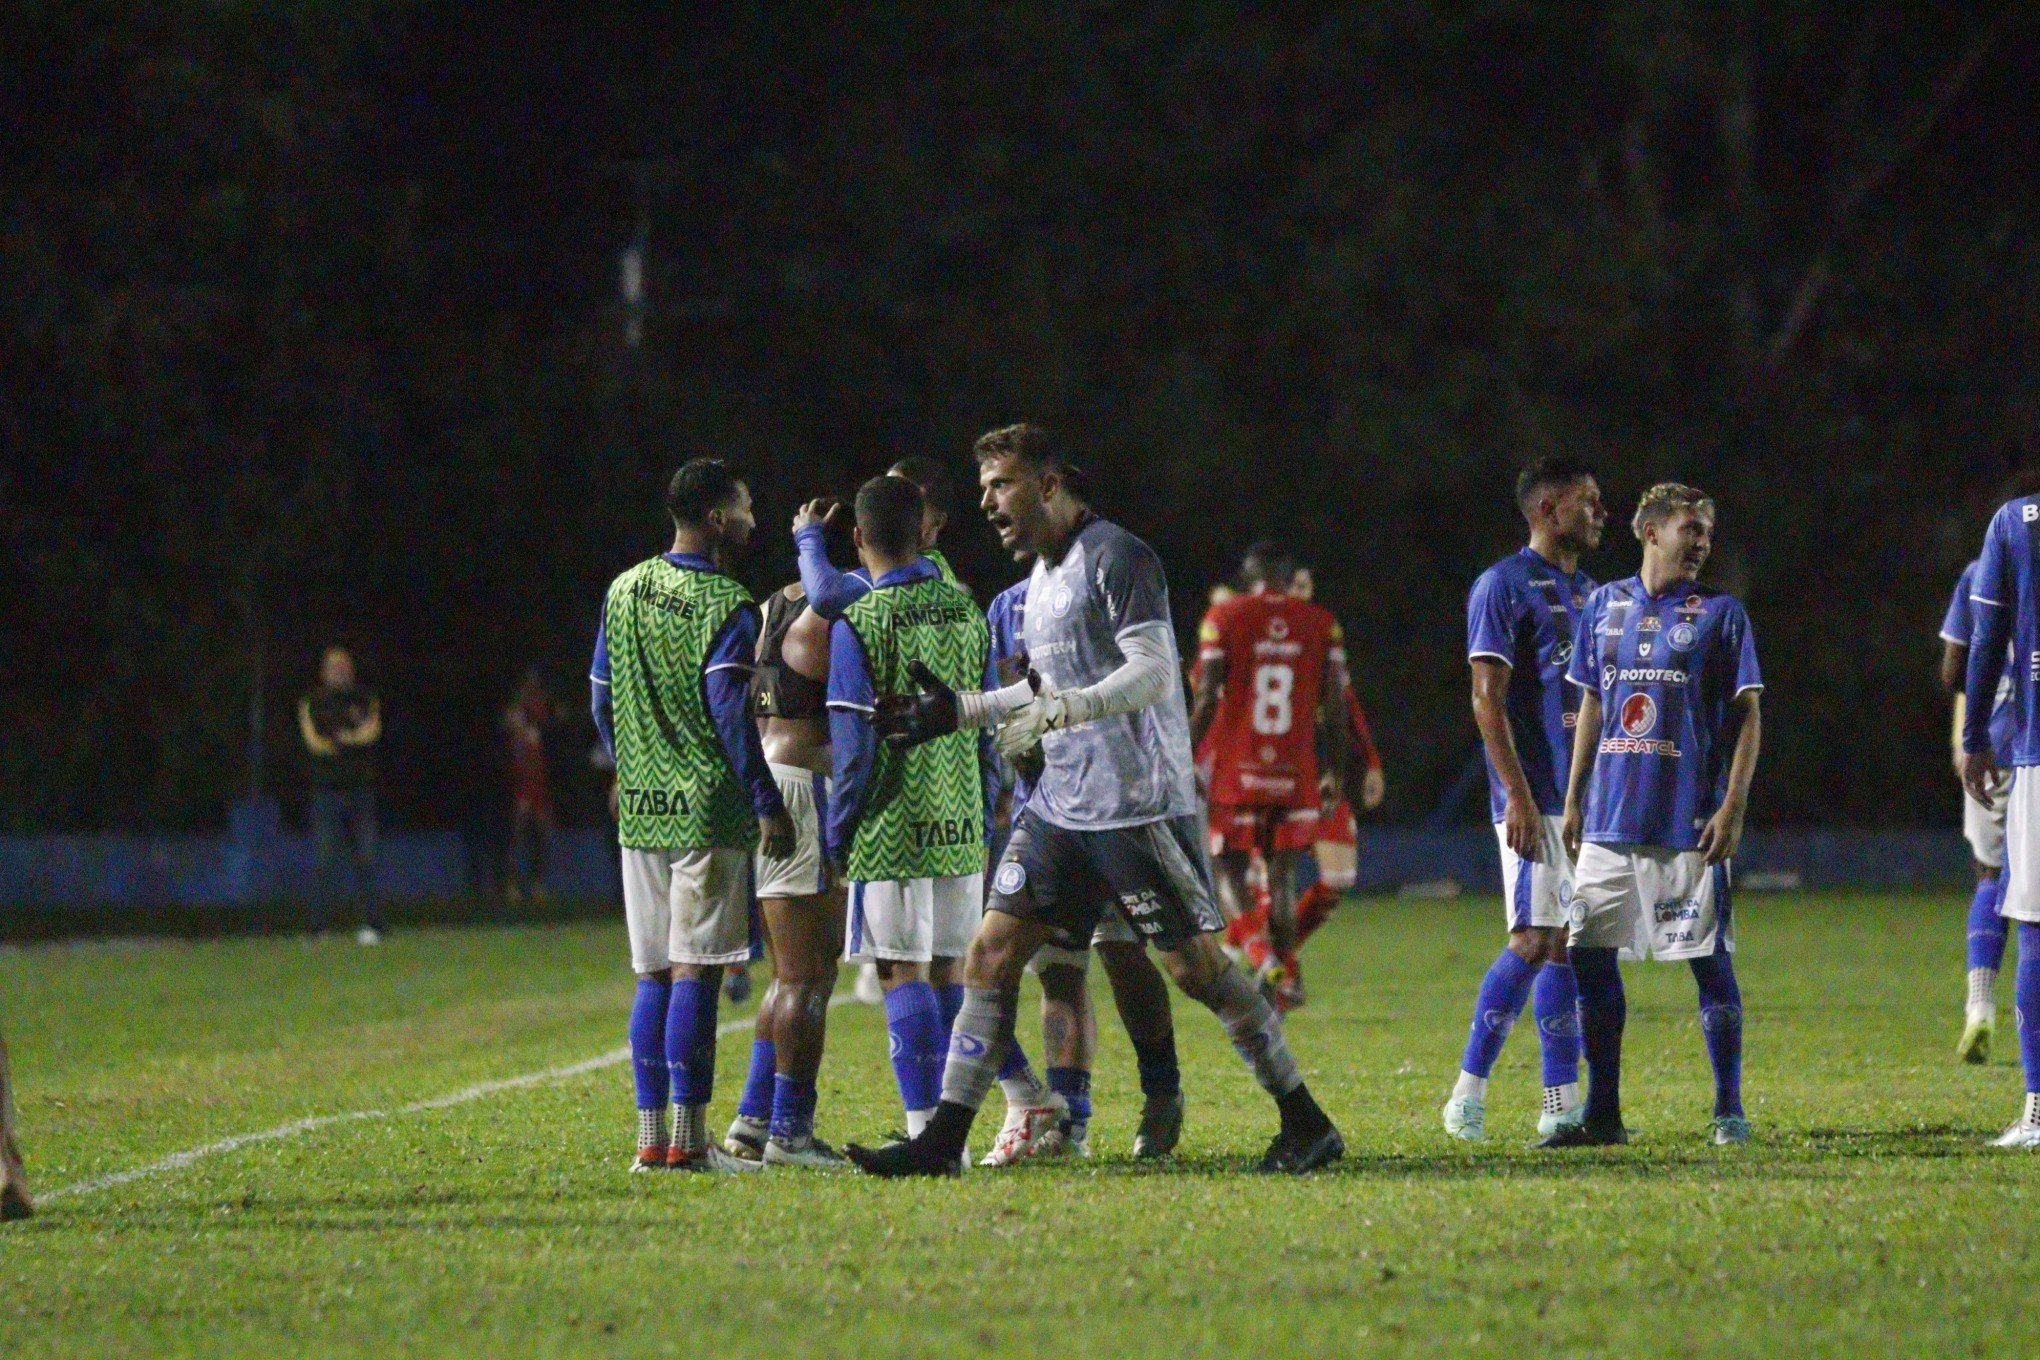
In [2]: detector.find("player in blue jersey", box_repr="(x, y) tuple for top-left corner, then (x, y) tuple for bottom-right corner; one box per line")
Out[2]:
(1552, 483), (1764, 1149)
(1441, 456), (1604, 1143)
(1960, 484), (2040, 1146)
(1943, 560), (2016, 1062)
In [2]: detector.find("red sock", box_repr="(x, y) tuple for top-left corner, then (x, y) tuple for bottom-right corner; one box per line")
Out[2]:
(1296, 881), (1340, 942)
(1244, 929), (1274, 972)
(1226, 904), (1270, 949)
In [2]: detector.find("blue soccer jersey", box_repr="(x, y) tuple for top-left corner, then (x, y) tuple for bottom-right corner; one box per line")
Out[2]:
(1565, 578), (1763, 851)
(1942, 560), (2017, 765)
(1466, 548), (1596, 820)
(1966, 496), (2040, 766)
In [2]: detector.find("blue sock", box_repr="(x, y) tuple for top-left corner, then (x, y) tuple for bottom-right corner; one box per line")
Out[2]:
(936, 983), (965, 1040)
(999, 1038), (1033, 1082)
(1133, 1033), (1181, 1101)
(665, 977), (720, 1107)
(1459, 949), (1540, 1079)
(629, 977), (672, 1111)
(1690, 950), (1744, 1118)
(1046, 1067), (1092, 1124)
(737, 1036), (776, 1122)
(1533, 961), (1583, 1088)
(1571, 947), (1625, 1127)
(2019, 924), (2040, 1095)
(1970, 876), (2011, 973)
(769, 1073), (817, 1142)
(883, 981), (947, 1115)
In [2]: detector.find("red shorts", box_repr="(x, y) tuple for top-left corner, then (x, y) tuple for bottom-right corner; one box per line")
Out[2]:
(1315, 800), (1356, 847)
(1208, 804), (1320, 858)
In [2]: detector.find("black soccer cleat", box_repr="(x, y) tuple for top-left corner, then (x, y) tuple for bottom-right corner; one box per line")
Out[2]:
(1132, 1090), (1185, 1159)
(845, 1136), (961, 1179)
(0, 1181), (31, 1223)
(1255, 1124), (1345, 1175)
(1534, 1118), (1629, 1149)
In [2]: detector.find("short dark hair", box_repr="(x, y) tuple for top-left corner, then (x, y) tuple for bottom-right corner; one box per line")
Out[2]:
(1515, 456), (1597, 516)
(855, 474), (923, 558)
(888, 456), (951, 515)
(1241, 541), (1296, 588)
(973, 422), (1059, 468)
(2001, 467), (2040, 502)
(667, 458), (744, 528)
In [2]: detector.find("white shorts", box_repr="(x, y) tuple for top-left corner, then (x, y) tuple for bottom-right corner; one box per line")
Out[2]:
(756, 763), (831, 899)
(1569, 842), (1734, 962)
(845, 873), (984, 963)
(1964, 779), (2009, 870)
(1028, 913), (1141, 973)
(1496, 816), (1574, 932)
(1999, 768), (2040, 924)
(621, 846), (754, 973)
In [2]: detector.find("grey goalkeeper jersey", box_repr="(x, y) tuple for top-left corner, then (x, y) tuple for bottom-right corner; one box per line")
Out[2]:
(1019, 516), (1200, 829)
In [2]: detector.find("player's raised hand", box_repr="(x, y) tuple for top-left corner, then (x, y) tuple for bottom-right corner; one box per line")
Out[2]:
(1503, 787), (1542, 862)
(876, 660), (960, 748)
(1360, 765), (1386, 812)
(1962, 748), (2005, 809)
(1697, 798), (1745, 866)
(759, 807), (797, 862)
(792, 497), (844, 534)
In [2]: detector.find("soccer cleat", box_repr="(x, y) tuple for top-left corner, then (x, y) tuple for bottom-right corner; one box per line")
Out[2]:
(979, 1095), (1069, 1167)
(0, 1181), (30, 1222)
(723, 1114), (767, 1162)
(1710, 1115), (1753, 1145)
(1534, 1118), (1629, 1149)
(1442, 1094), (1487, 1142)
(667, 1144), (766, 1174)
(1062, 1121), (1092, 1159)
(1536, 1098), (1586, 1139)
(355, 927), (383, 947)
(1957, 1013), (1994, 1065)
(1133, 1089), (1185, 1159)
(1990, 1120), (2040, 1149)
(853, 962), (884, 1006)
(630, 1147), (668, 1173)
(845, 1136), (962, 1178)
(763, 1133), (849, 1169)
(1255, 1124), (1345, 1175)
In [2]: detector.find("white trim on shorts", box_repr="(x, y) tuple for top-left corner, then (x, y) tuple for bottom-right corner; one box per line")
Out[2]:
(2000, 767), (2040, 923)
(621, 846), (754, 973)
(1963, 779), (2009, 870)
(756, 762), (830, 899)
(844, 872), (985, 963)
(1495, 815), (1573, 932)
(1568, 841), (1734, 961)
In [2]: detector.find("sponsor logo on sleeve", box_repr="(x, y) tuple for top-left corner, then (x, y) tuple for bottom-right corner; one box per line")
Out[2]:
(1551, 640), (1574, 668)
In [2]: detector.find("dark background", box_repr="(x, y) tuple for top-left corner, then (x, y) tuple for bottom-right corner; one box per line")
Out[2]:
(4, 2), (2036, 836)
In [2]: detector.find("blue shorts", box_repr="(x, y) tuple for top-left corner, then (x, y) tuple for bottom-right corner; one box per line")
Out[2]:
(989, 809), (1223, 952)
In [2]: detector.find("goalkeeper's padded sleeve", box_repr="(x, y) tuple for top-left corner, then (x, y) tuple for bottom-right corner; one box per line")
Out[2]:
(1058, 623), (1175, 726)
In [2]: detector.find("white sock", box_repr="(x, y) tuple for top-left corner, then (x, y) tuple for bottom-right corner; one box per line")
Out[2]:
(637, 1107), (670, 1150)
(1968, 968), (1998, 1018)
(1000, 1072), (1051, 1108)
(1542, 1081), (1581, 1115)
(2025, 1092), (2040, 1128)
(906, 1107), (935, 1138)
(675, 1103), (708, 1154)
(1451, 1071), (1487, 1102)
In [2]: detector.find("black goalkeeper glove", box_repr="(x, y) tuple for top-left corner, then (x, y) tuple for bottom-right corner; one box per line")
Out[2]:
(876, 660), (961, 749)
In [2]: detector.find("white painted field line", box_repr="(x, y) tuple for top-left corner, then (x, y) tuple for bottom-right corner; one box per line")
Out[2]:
(43, 994), (855, 1201)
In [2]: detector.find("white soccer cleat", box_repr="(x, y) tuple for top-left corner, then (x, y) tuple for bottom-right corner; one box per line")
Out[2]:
(1537, 1102), (1587, 1139)
(854, 963), (884, 1006)
(762, 1133), (849, 1169)
(1957, 1012), (1995, 1065)
(723, 1114), (767, 1162)
(1442, 1094), (1487, 1142)
(355, 927), (383, 947)
(979, 1095), (1070, 1167)
(1991, 1120), (2040, 1149)
(1711, 1115), (1753, 1146)
(669, 1144), (766, 1174)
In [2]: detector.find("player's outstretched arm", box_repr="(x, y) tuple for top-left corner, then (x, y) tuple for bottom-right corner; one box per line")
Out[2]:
(1699, 691), (1761, 866)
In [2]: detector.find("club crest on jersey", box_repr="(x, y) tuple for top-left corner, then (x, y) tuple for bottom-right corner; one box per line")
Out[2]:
(995, 860), (1027, 897)
(1620, 693), (1658, 737)
(1050, 580), (1075, 618)
(1669, 622), (1699, 651)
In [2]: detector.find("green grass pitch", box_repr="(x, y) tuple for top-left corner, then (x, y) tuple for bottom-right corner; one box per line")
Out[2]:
(2, 891), (2034, 1358)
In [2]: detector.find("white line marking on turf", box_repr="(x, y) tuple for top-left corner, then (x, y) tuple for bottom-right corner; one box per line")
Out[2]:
(43, 995), (854, 1201)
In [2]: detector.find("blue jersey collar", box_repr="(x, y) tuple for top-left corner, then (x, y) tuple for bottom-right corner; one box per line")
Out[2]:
(873, 557), (940, 589)
(662, 551), (719, 573)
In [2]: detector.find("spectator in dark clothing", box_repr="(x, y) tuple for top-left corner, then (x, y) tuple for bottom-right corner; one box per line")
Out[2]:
(299, 646), (386, 944)
(503, 668), (557, 903)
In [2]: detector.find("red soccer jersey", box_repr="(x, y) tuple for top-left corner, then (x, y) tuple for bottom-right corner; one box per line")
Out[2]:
(1198, 590), (1345, 808)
